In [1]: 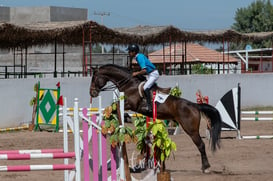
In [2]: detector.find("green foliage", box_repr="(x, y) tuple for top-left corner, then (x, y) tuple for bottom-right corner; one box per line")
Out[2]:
(232, 0), (273, 49)
(147, 120), (176, 164)
(192, 64), (212, 74)
(29, 97), (36, 106)
(91, 44), (107, 53)
(134, 117), (177, 170)
(30, 83), (39, 106)
(170, 86), (182, 97)
(101, 102), (136, 148)
(133, 116), (148, 153)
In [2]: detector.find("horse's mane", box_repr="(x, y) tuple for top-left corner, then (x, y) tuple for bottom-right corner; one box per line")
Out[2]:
(99, 64), (146, 81)
(100, 64), (131, 74)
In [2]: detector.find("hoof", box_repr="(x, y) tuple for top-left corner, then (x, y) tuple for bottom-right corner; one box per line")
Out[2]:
(202, 168), (210, 174)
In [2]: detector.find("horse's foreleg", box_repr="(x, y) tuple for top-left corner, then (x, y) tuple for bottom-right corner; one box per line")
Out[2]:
(190, 133), (210, 172)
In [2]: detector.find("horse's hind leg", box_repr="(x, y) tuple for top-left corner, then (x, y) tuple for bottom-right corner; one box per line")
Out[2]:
(190, 133), (210, 172)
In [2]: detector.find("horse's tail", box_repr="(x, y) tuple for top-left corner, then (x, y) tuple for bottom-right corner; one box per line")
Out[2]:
(198, 103), (222, 152)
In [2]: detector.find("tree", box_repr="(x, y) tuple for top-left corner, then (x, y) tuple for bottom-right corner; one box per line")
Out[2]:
(91, 44), (107, 53)
(192, 63), (212, 74)
(232, 0), (273, 49)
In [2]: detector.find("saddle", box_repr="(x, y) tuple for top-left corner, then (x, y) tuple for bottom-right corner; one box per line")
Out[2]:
(153, 83), (171, 94)
(138, 82), (171, 98)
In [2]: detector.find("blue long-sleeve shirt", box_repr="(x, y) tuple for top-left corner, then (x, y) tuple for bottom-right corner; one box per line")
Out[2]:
(135, 53), (156, 73)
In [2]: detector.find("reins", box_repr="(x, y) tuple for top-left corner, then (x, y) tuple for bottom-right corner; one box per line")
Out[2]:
(97, 75), (131, 92)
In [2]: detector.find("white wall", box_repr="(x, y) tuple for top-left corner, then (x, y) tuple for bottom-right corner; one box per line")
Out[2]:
(1, 73), (273, 128)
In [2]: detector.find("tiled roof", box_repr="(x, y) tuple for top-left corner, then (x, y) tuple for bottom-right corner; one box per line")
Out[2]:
(148, 43), (238, 64)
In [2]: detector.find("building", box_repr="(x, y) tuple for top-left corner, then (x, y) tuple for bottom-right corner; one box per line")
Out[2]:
(148, 43), (239, 75)
(0, 6), (87, 24)
(0, 6), (88, 78)
(225, 47), (273, 73)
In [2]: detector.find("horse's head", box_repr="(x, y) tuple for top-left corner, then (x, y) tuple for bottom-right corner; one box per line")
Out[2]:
(89, 69), (108, 97)
(90, 64), (143, 97)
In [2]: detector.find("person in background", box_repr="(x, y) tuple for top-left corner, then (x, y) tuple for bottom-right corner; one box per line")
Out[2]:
(127, 44), (159, 113)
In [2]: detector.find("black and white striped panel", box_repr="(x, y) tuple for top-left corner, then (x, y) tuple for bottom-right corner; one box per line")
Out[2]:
(215, 87), (238, 130)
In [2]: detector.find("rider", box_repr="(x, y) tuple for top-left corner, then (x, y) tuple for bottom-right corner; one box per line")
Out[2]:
(127, 44), (159, 113)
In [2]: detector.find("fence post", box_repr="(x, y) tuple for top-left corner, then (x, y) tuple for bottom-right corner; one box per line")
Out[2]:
(63, 97), (69, 181)
(73, 98), (81, 181)
(5, 66), (7, 79)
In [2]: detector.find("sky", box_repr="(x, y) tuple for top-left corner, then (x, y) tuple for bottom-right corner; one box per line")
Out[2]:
(0, 0), (267, 31)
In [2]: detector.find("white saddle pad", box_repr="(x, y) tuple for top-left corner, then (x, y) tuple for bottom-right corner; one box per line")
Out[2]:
(154, 92), (169, 103)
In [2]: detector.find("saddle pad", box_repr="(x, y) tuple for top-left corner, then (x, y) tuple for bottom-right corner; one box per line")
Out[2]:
(155, 92), (169, 103)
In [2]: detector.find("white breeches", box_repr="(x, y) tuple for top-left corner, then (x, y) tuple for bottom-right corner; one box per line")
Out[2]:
(143, 70), (159, 90)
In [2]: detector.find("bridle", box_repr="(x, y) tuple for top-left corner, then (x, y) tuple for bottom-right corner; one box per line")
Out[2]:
(91, 72), (131, 92)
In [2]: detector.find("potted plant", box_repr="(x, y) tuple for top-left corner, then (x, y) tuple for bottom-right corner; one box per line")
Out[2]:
(147, 119), (177, 181)
(132, 115), (152, 170)
(134, 116), (148, 154)
(170, 84), (182, 97)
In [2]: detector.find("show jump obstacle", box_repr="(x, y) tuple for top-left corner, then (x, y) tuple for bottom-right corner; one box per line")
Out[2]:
(216, 83), (273, 139)
(0, 95), (122, 181)
(0, 98), (81, 181)
(35, 81), (60, 132)
(1, 89), (158, 180)
(61, 94), (125, 181)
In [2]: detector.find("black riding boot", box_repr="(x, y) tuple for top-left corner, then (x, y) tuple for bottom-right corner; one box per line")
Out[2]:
(144, 89), (153, 113)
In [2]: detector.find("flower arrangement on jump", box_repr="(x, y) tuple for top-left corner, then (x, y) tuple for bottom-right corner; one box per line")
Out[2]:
(101, 102), (137, 148)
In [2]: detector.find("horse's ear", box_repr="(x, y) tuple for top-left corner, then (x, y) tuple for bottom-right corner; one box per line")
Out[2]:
(91, 66), (98, 75)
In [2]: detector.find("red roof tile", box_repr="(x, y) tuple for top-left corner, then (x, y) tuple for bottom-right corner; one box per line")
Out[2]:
(148, 43), (238, 64)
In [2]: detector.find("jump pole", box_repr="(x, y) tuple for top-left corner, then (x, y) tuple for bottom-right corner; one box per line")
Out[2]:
(0, 149), (64, 154)
(0, 164), (75, 172)
(63, 97), (81, 181)
(0, 125), (29, 132)
(241, 110), (273, 121)
(241, 111), (273, 115)
(241, 117), (273, 121)
(113, 90), (125, 181)
(73, 98), (81, 181)
(242, 135), (273, 139)
(82, 108), (90, 181)
(0, 152), (75, 160)
(63, 97), (69, 181)
(152, 91), (157, 167)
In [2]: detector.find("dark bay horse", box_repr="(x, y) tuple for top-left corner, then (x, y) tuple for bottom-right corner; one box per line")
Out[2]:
(90, 64), (222, 172)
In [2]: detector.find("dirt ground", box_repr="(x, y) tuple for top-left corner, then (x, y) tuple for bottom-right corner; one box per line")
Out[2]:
(0, 119), (272, 181)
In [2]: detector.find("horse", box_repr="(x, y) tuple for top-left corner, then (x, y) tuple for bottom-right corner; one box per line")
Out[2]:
(90, 64), (222, 173)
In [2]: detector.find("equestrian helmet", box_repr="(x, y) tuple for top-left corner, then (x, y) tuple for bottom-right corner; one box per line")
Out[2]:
(127, 44), (139, 53)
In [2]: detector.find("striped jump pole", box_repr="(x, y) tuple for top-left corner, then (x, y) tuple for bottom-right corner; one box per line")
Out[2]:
(241, 111), (273, 115)
(0, 164), (75, 172)
(242, 135), (273, 139)
(0, 149), (64, 154)
(59, 107), (100, 117)
(59, 107), (99, 112)
(241, 117), (273, 121)
(0, 125), (29, 132)
(241, 111), (273, 121)
(0, 152), (75, 160)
